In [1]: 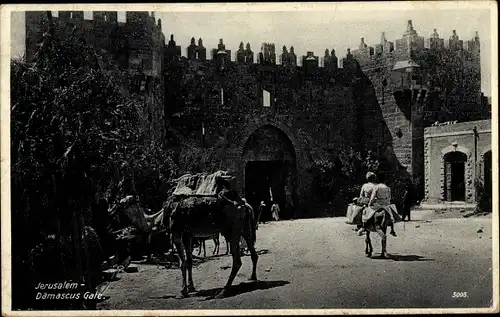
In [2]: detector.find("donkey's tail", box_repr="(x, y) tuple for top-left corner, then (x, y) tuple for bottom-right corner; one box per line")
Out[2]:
(378, 209), (388, 230)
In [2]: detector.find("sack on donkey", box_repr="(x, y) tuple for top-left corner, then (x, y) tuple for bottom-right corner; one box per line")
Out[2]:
(346, 204), (364, 225)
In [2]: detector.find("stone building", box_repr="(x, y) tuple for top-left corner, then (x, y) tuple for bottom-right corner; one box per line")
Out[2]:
(347, 20), (488, 199)
(161, 39), (395, 217)
(424, 120), (492, 204)
(25, 13), (491, 216)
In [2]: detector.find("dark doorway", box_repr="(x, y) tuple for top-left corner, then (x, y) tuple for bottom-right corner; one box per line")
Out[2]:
(484, 151), (492, 196)
(245, 160), (291, 221)
(444, 152), (467, 202)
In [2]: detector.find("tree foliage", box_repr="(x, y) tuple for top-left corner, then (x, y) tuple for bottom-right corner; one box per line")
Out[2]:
(11, 30), (142, 241)
(308, 147), (381, 208)
(10, 17), (177, 309)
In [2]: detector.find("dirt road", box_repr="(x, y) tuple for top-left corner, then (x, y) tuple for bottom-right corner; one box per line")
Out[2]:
(98, 214), (493, 310)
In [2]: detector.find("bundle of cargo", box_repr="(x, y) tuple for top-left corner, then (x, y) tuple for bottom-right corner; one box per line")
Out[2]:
(171, 170), (233, 197)
(167, 170), (237, 230)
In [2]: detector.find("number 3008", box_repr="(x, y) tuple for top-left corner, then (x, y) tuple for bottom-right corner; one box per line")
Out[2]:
(452, 292), (468, 298)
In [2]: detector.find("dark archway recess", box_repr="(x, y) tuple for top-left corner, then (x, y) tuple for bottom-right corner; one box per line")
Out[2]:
(242, 125), (298, 220)
(444, 151), (467, 202)
(484, 151), (492, 196)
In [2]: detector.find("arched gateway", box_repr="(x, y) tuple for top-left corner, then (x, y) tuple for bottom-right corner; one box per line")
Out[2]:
(240, 124), (298, 220)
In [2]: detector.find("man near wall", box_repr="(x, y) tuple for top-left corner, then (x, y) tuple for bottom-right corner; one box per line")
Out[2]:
(402, 179), (415, 221)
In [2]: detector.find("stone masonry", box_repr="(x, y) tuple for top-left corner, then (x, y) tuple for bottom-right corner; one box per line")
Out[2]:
(25, 13), (490, 216)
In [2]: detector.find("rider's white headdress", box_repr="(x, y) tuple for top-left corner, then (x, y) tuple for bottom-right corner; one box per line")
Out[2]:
(366, 171), (376, 180)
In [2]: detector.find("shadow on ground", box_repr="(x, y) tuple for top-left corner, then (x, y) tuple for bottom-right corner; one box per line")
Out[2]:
(154, 280), (290, 300)
(371, 254), (434, 262)
(197, 280), (290, 300)
(152, 249), (271, 270)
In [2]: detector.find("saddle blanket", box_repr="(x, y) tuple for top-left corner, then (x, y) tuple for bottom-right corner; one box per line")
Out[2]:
(362, 204), (401, 223)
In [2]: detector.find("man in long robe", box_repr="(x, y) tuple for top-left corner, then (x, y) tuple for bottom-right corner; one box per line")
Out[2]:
(364, 173), (399, 236)
(352, 172), (377, 235)
(256, 201), (266, 226)
(271, 202), (280, 221)
(402, 180), (414, 221)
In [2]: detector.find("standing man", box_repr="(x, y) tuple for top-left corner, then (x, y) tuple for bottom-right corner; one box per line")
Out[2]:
(256, 201), (266, 226)
(402, 179), (414, 222)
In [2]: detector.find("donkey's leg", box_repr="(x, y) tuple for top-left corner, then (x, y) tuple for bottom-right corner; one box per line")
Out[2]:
(195, 240), (201, 256)
(375, 227), (388, 258)
(365, 231), (373, 257)
(145, 233), (153, 262)
(243, 233), (258, 281)
(213, 236), (220, 256)
(172, 234), (188, 298)
(225, 237), (230, 255)
(183, 235), (196, 293)
(215, 236), (242, 299)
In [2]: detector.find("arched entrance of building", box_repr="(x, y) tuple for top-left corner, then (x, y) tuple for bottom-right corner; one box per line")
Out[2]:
(484, 150), (492, 196)
(443, 151), (467, 202)
(242, 125), (298, 221)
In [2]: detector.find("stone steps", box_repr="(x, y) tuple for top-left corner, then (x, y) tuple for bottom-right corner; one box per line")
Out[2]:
(410, 203), (478, 220)
(416, 202), (476, 210)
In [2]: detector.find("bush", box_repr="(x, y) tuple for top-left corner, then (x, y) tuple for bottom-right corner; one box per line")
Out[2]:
(308, 147), (380, 213)
(10, 14), (178, 309)
(175, 139), (225, 175)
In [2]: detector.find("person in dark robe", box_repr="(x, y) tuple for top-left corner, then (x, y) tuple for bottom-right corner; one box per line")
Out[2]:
(256, 201), (266, 226)
(402, 179), (414, 221)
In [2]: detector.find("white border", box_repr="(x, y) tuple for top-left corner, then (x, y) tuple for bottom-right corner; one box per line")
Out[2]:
(1, 2), (498, 316)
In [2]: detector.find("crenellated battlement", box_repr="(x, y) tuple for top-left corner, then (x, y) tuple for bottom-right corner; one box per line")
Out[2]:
(347, 20), (480, 67)
(25, 13), (482, 100)
(30, 11), (163, 29)
(27, 13), (480, 79)
(162, 20), (480, 69)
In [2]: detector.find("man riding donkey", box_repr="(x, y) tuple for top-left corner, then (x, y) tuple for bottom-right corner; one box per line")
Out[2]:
(361, 172), (399, 236)
(350, 172), (398, 236)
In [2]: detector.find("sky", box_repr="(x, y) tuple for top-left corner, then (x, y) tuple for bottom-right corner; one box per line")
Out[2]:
(10, 5), (493, 95)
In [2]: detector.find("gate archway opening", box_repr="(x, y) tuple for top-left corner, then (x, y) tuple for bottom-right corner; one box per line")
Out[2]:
(242, 125), (298, 221)
(443, 151), (467, 202)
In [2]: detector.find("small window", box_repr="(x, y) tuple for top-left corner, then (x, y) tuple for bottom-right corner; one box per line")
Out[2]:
(262, 89), (271, 107)
(221, 88), (224, 105)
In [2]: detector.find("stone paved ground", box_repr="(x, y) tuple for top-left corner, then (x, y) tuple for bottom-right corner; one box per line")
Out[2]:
(97, 212), (494, 311)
